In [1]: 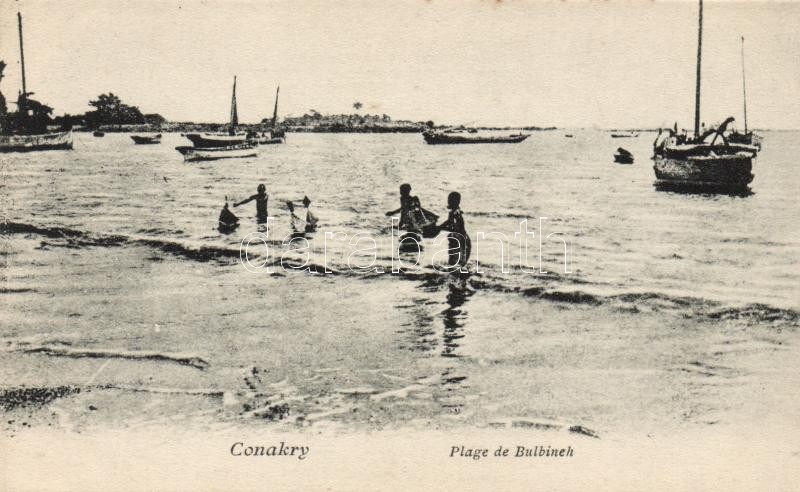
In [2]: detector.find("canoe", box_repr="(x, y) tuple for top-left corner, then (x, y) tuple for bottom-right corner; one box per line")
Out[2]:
(131, 134), (162, 144)
(423, 131), (529, 145)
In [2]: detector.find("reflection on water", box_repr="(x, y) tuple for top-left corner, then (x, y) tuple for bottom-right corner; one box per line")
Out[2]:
(439, 278), (474, 415)
(395, 297), (437, 353)
(441, 277), (472, 358)
(393, 274), (476, 415)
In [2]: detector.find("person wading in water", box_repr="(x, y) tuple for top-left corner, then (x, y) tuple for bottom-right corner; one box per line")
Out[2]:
(234, 183), (269, 223)
(437, 191), (471, 271)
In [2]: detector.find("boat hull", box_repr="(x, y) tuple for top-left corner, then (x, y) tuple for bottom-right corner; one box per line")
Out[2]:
(728, 132), (763, 150)
(175, 144), (258, 162)
(185, 133), (247, 147)
(251, 136), (285, 145)
(131, 134), (161, 144)
(423, 132), (529, 145)
(0, 131), (73, 152)
(653, 154), (753, 191)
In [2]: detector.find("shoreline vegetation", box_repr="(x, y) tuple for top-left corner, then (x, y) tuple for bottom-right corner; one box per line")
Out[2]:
(21, 93), (564, 134)
(63, 123), (562, 134)
(52, 112), (561, 134)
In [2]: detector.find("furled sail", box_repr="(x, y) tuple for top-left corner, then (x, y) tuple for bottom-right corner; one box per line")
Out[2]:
(230, 76), (238, 128)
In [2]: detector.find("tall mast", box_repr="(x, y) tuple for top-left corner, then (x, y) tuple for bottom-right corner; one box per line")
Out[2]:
(271, 85), (280, 128)
(694, 0), (703, 139)
(17, 12), (27, 98)
(230, 76), (238, 128)
(740, 36), (748, 134)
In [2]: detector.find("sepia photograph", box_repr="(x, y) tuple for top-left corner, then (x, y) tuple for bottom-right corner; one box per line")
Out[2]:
(1, 0), (799, 490)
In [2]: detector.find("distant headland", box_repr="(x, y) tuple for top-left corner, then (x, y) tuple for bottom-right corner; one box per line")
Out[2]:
(29, 92), (558, 134)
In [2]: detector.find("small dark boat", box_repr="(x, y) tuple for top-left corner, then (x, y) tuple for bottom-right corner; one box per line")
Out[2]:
(423, 130), (529, 145)
(131, 133), (162, 144)
(614, 147), (634, 164)
(218, 198), (239, 234)
(93, 130), (105, 137)
(611, 132), (638, 138)
(565, 134), (574, 138)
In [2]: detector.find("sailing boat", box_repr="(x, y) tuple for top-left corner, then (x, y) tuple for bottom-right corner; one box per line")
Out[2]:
(250, 86), (285, 145)
(176, 76), (258, 162)
(652, 0), (759, 192)
(728, 36), (763, 150)
(183, 77), (249, 148)
(0, 13), (72, 152)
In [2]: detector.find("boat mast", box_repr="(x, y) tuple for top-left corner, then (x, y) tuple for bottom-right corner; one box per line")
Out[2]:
(17, 12), (27, 99)
(693, 0), (703, 139)
(740, 36), (748, 134)
(230, 76), (238, 128)
(271, 85), (280, 128)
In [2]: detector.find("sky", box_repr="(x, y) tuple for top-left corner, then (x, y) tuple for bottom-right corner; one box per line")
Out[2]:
(1, 0), (799, 129)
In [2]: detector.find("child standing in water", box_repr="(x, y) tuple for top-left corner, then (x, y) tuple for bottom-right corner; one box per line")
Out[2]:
(385, 183), (415, 230)
(286, 197), (319, 238)
(437, 191), (471, 270)
(302, 196), (319, 233)
(234, 183), (268, 223)
(286, 201), (305, 238)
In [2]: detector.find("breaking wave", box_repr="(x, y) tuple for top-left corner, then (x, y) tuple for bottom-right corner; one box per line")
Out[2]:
(3, 220), (798, 327)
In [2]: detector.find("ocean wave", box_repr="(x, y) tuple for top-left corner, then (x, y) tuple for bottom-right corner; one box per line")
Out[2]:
(3, 220), (798, 327)
(18, 345), (210, 370)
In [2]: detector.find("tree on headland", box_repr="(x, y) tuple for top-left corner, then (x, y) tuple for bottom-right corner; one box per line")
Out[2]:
(143, 113), (166, 126)
(84, 93), (145, 128)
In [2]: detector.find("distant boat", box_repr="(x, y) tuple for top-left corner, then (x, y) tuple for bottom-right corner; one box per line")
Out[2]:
(250, 134), (284, 145)
(0, 131), (73, 152)
(183, 76), (248, 148)
(250, 85), (285, 145)
(178, 76), (260, 162)
(131, 133), (161, 144)
(185, 132), (246, 147)
(564, 134), (574, 138)
(422, 129), (529, 145)
(728, 36), (762, 150)
(92, 130), (105, 137)
(614, 147), (634, 164)
(652, 0), (758, 193)
(176, 143), (258, 162)
(0, 13), (73, 153)
(611, 132), (638, 138)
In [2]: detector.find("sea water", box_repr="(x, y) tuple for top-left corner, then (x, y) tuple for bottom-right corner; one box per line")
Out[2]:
(1, 131), (798, 435)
